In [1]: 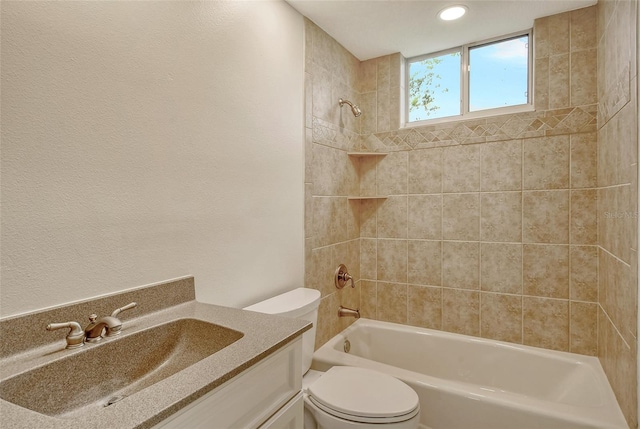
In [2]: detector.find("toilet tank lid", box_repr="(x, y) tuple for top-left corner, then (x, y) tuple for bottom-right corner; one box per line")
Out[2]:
(243, 288), (321, 318)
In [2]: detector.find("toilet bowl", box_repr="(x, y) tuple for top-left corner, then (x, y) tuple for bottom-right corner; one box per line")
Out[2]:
(244, 288), (420, 429)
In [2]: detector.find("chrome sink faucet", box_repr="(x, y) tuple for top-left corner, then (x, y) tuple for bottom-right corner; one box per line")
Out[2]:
(46, 302), (137, 348)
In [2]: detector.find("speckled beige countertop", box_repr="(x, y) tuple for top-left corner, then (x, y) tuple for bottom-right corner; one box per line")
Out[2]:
(0, 277), (310, 429)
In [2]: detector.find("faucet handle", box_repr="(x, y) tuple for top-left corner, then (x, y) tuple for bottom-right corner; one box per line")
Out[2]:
(335, 264), (355, 289)
(46, 321), (85, 349)
(110, 302), (137, 318)
(104, 302), (136, 337)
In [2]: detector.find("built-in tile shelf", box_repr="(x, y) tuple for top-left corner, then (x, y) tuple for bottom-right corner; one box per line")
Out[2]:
(347, 152), (388, 158)
(347, 153), (387, 200)
(347, 196), (388, 200)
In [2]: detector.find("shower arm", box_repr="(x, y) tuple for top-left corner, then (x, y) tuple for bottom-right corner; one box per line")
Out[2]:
(338, 98), (362, 117)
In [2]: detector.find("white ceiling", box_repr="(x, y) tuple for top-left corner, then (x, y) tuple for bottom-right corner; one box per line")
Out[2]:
(286, 0), (597, 61)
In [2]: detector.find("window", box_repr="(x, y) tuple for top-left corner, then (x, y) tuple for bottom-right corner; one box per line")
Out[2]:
(406, 31), (532, 124)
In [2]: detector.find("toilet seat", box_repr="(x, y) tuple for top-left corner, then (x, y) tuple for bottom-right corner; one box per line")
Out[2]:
(306, 366), (420, 424)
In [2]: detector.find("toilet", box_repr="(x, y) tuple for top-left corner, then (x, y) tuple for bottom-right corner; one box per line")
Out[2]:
(244, 288), (420, 429)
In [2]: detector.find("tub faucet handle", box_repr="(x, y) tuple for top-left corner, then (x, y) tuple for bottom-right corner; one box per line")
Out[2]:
(335, 264), (355, 289)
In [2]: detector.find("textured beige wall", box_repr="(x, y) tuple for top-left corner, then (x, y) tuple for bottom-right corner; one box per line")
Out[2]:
(596, 0), (638, 427)
(1, 1), (305, 317)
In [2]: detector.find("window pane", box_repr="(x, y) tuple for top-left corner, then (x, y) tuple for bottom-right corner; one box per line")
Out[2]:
(469, 35), (529, 112)
(408, 51), (461, 122)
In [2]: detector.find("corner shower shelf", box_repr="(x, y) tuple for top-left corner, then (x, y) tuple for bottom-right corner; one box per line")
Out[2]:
(346, 152), (387, 200)
(347, 152), (388, 158)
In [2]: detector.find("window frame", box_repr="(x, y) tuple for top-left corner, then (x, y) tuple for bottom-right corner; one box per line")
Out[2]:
(404, 29), (534, 127)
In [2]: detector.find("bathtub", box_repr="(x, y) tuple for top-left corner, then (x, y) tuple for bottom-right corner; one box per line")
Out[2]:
(311, 319), (628, 429)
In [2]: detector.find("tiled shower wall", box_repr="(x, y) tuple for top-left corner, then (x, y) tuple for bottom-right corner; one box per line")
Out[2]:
(306, 8), (639, 425)
(306, 7), (602, 351)
(596, 0), (638, 427)
(355, 7), (600, 355)
(304, 19), (362, 348)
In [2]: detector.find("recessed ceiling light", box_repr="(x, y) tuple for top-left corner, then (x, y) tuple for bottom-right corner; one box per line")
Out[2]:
(438, 5), (467, 21)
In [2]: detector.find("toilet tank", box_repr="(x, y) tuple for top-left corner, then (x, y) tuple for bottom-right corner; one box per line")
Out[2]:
(244, 288), (321, 374)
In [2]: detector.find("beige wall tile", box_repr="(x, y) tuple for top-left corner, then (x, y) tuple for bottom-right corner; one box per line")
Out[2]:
(377, 282), (407, 324)
(523, 244), (570, 299)
(599, 308), (638, 428)
(570, 301), (597, 355)
(313, 197), (348, 247)
(408, 240), (442, 286)
(359, 156), (378, 197)
(523, 190), (570, 243)
(377, 239), (408, 283)
(377, 151), (408, 195)
(312, 65), (335, 124)
(360, 199), (377, 238)
(377, 196), (408, 238)
(535, 57), (550, 111)
(548, 12), (570, 56)
(570, 245), (598, 302)
(571, 189), (598, 244)
(360, 92), (378, 135)
(408, 285), (442, 329)
(481, 243), (522, 294)
(480, 192), (522, 242)
(408, 195), (442, 240)
(480, 140), (522, 191)
(408, 148), (442, 194)
(570, 49), (598, 106)
(347, 199), (361, 240)
(523, 135), (570, 190)
(309, 245), (335, 297)
(359, 59), (377, 94)
(570, 6), (597, 51)
(359, 280), (377, 319)
(602, 252), (637, 346)
(570, 132), (597, 188)
(443, 289), (480, 336)
(443, 241), (480, 290)
(481, 293), (522, 343)
(443, 145), (480, 192)
(443, 193), (480, 241)
(523, 296), (569, 351)
(305, 183), (313, 239)
(534, 16), (550, 59)
(360, 238), (377, 281)
(549, 54), (570, 109)
(315, 293), (339, 349)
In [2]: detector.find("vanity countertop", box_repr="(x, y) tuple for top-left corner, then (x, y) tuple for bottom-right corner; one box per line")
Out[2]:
(0, 278), (310, 429)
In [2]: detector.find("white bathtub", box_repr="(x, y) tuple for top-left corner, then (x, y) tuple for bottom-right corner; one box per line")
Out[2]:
(311, 319), (628, 429)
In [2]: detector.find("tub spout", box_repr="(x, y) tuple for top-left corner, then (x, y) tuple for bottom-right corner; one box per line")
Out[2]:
(338, 306), (360, 319)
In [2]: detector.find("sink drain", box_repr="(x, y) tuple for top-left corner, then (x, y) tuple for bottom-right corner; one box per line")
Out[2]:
(104, 396), (125, 407)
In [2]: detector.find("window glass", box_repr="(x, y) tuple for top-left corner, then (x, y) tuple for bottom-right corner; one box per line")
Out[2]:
(408, 51), (461, 121)
(406, 30), (531, 124)
(469, 35), (529, 112)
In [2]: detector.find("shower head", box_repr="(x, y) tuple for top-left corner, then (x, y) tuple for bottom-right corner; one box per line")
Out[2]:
(339, 98), (362, 117)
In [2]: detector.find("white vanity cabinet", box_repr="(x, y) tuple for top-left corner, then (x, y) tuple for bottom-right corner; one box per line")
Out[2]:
(154, 337), (303, 429)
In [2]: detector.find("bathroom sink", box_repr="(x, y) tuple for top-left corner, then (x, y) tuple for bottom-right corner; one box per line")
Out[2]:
(0, 318), (243, 418)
